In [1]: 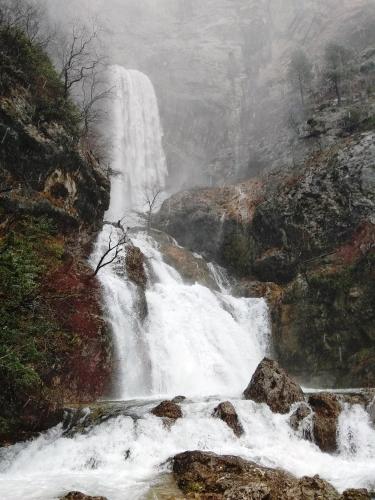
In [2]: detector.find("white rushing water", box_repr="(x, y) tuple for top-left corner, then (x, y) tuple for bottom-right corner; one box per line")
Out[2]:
(0, 399), (375, 499)
(0, 66), (374, 500)
(92, 66), (270, 399)
(105, 66), (168, 219)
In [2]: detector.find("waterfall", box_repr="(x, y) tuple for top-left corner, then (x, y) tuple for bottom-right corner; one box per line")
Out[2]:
(92, 66), (270, 399)
(0, 67), (374, 500)
(105, 66), (168, 219)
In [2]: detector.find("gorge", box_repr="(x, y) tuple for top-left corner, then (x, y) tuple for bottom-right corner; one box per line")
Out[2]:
(0, 1), (374, 499)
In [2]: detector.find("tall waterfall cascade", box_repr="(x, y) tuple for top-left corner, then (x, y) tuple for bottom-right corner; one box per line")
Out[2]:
(0, 67), (374, 500)
(106, 66), (168, 218)
(93, 65), (270, 399)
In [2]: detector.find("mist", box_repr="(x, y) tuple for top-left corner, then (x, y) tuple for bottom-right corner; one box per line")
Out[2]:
(44, 0), (375, 191)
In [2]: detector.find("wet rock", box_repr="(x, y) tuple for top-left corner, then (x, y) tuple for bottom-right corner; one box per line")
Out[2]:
(212, 401), (244, 437)
(60, 493), (108, 500)
(341, 489), (371, 499)
(308, 393), (341, 453)
(172, 396), (186, 404)
(243, 358), (304, 414)
(369, 398), (375, 425)
(253, 248), (296, 284)
(160, 242), (217, 289)
(289, 403), (312, 440)
(125, 245), (147, 289)
(172, 450), (344, 499)
(63, 404), (131, 437)
(157, 132), (375, 389)
(151, 401), (182, 421)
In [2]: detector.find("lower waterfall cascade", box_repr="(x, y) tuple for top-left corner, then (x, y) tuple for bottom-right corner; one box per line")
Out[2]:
(0, 67), (374, 500)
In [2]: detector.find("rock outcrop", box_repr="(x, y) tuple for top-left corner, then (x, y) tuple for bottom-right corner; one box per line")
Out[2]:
(161, 242), (217, 289)
(172, 451), (370, 499)
(308, 393), (342, 453)
(212, 402), (244, 437)
(243, 358), (304, 414)
(125, 245), (148, 289)
(0, 26), (112, 443)
(158, 131), (375, 388)
(151, 401), (183, 421)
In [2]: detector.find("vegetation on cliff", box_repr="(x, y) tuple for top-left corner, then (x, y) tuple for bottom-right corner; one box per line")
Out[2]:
(0, 8), (111, 442)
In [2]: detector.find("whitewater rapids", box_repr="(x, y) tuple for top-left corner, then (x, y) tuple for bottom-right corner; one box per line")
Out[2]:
(0, 398), (374, 499)
(0, 66), (374, 500)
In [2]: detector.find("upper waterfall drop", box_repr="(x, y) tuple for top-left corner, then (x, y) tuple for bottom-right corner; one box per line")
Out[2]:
(106, 66), (168, 219)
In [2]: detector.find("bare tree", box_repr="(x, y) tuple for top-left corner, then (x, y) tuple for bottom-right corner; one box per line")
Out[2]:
(92, 223), (128, 276)
(56, 21), (103, 99)
(0, 0), (50, 47)
(80, 68), (113, 140)
(143, 184), (163, 230)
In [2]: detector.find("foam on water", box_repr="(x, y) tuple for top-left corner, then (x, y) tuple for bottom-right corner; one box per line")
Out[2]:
(91, 228), (270, 399)
(0, 399), (375, 499)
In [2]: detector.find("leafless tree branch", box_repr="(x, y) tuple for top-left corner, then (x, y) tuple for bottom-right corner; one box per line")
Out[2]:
(143, 184), (162, 230)
(92, 224), (129, 276)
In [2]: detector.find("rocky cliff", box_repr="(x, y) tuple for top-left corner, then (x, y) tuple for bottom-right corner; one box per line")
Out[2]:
(0, 26), (112, 442)
(48, 0), (375, 188)
(157, 117), (375, 387)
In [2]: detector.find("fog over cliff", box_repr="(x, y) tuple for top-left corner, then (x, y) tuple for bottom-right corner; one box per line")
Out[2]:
(45, 0), (375, 190)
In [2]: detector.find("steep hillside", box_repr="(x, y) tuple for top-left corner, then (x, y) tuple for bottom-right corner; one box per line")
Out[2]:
(0, 26), (112, 443)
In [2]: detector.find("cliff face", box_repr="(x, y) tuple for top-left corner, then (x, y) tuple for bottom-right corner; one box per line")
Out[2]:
(50, 0), (374, 188)
(157, 121), (375, 388)
(0, 27), (112, 442)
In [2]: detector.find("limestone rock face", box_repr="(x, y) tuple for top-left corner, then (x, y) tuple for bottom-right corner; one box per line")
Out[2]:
(172, 450), (368, 499)
(47, 0), (374, 187)
(243, 358), (304, 414)
(0, 91), (110, 231)
(151, 401), (183, 421)
(212, 402), (244, 437)
(157, 132), (375, 388)
(308, 393), (341, 453)
(0, 30), (112, 444)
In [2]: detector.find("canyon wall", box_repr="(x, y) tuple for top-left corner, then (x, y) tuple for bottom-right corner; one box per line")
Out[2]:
(47, 0), (374, 188)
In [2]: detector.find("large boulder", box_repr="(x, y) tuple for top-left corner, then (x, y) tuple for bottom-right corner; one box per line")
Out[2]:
(212, 401), (244, 437)
(308, 393), (342, 453)
(151, 401), (183, 421)
(243, 358), (304, 414)
(172, 450), (368, 499)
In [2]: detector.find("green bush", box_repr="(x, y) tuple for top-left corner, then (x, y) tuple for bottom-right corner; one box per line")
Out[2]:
(0, 216), (65, 436)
